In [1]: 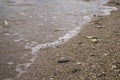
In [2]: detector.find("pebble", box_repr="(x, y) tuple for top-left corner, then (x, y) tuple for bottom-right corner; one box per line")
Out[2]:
(50, 78), (54, 80)
(77, 41), (82, 44)
(115, 2), (120, 5)
(4, 20), (9, 27)
(96, 25), (102, 28)
(112, 65), (117, 69)
(91, 39), (98, 43)
(58, 57), (70, 63)
(53, 29), (62, 32)
(71, 68), (79, 74)
(104, 54), (108, 56)
(86, 36), (95, 39)
(90, 54), (96, 56)
(76, 62), (82, 65)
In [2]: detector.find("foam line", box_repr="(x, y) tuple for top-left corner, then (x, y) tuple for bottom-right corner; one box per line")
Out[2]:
(31, 27), (81, 54)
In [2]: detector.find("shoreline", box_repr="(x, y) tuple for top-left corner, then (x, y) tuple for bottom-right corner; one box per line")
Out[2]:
(12, 0), (120, 80)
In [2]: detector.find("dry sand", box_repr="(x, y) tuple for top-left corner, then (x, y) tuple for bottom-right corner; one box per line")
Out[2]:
(16, 0), (120, 80)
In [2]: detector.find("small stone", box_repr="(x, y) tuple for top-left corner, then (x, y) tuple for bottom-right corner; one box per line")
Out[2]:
(112, 65), (117, 69)
(104, 54), (108, 56)
(90, 54), (96, 56)
(77, 41), (82, 44)
(4, 20), (8, 27)
(58, 57), (70, 63)
(116, 2), (120, 5)
(93, 15), (96, 17)
(86, 36), (95, 39)
(96, 25), (102, 28)
(76, 62), (82, 65)
(91, 39), (98, 43)
(71, 68), (79, 74)
(50, 78), (54, 80)
(53, 29), (62, 32)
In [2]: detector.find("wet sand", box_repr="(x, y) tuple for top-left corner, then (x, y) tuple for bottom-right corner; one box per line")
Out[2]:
(18, 0), (120, 80)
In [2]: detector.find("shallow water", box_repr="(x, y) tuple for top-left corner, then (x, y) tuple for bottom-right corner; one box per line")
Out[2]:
(0, 0), (116, 43)
(0, 0), (117, 79)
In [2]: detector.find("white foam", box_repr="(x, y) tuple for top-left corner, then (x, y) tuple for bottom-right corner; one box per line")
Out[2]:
(32, 41), (38, 45)
(14, 37), (28, 42)
(30, 55), (37, 62)
(100, 6), (118, 15)
(31, 27), (81, 54)
(83, 15), (91, 20)
(14, 39), (21, 42)
(15, 64), (27, 77)
(24, 63), (33, 69)
(81, 10), (87, 13)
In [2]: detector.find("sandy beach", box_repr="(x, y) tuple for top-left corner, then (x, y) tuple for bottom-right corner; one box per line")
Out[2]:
(16, 0), (120, 80)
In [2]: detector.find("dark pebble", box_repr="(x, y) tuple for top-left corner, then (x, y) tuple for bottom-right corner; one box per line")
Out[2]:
(71, 68), (80, 74)
(116, 2), (120, 5)
(78, 41), (82, 44)
(58, 59), (70, 63)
